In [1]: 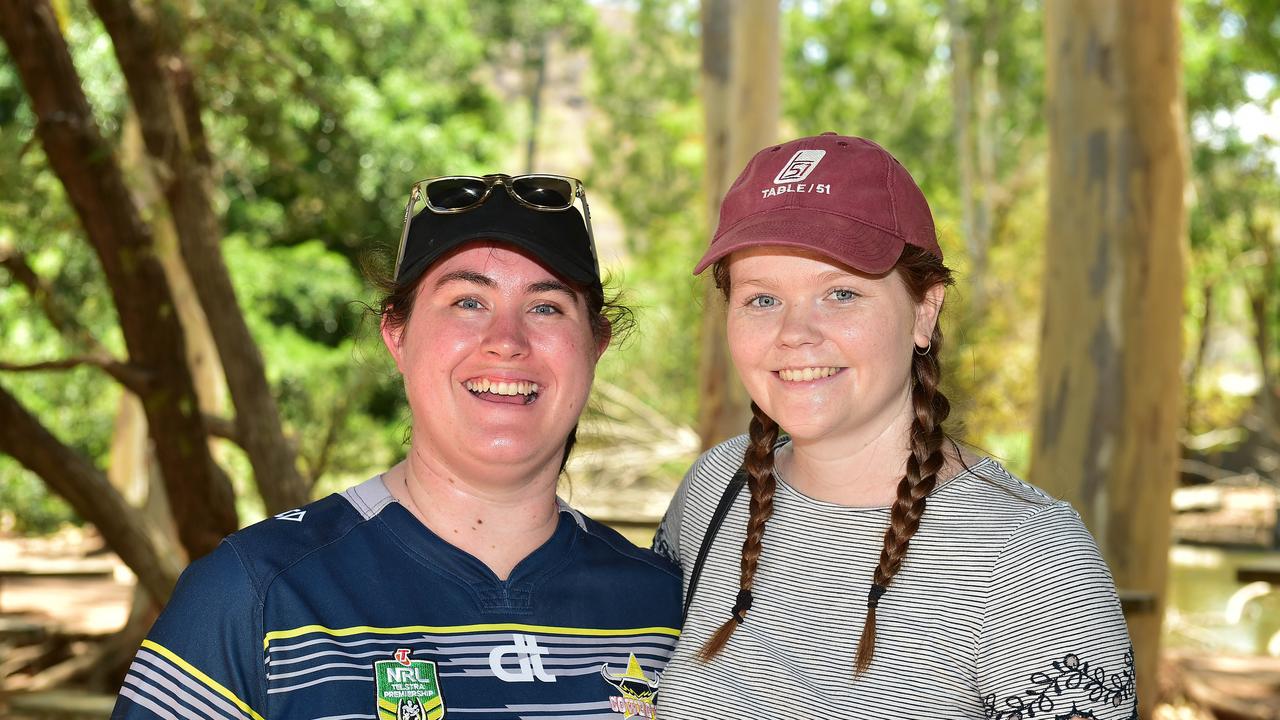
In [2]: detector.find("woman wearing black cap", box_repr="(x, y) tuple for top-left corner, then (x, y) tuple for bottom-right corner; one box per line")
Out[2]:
(653, 136), (1135, 719)
(113, 174), (680, 720)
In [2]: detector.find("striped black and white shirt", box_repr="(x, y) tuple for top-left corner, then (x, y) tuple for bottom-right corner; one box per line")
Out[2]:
(653, 435), (1136, 720)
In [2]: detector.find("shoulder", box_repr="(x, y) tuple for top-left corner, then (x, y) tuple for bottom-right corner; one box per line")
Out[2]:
(562, 503), (681, 583)
(941, 458), (1077, 527)
(220, 476), (381, 595)
(958, 461), (1102, 554)
(955, 458), (1060, 507)
(682, 434), (750, 503)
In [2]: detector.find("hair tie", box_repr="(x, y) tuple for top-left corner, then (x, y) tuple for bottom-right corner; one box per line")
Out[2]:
(867, 584), (887, 608)
(731, 588), (754, 624)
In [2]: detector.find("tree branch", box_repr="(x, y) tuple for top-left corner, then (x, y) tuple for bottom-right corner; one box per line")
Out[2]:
(202, 413), (239, 444)
(91, 0), (308, 513)
(0, 356), (150, 394)
(0, 382), (182, 604)
(0, 245), (106, 353)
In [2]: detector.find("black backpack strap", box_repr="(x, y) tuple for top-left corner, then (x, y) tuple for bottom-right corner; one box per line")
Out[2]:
(681, 465), (748, 624)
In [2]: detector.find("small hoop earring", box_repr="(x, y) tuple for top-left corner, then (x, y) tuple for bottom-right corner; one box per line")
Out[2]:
(914, 342), (932, 356)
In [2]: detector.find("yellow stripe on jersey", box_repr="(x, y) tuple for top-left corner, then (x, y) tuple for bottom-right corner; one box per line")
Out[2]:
(264, 622), (680, 649)
(140, 639), (266, 720)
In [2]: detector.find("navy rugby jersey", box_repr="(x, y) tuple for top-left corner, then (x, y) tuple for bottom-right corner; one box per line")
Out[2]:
(112, 476), (681, 720)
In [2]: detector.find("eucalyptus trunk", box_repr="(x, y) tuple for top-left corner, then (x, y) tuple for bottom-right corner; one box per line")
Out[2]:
(1035, 2), (1187, 714)
(697, 0), (779, 449)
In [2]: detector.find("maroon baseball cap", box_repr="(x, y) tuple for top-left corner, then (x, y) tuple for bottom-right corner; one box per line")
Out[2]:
(693, 133), (941, 275)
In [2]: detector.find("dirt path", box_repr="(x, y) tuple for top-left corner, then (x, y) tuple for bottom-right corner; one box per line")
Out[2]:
(0, 531), (131, 636)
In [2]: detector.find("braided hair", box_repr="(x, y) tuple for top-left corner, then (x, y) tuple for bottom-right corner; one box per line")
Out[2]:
(702, 246), (955, 674)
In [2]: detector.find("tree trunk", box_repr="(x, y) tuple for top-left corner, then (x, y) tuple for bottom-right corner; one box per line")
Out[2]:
(697, 0), (778, 449)
(1035, 2), (1187, 715)
(0, 0), (238, 558)
(0, 385), (182, 603)
(525, 36), (549, 174)
(1183, 279), (1213, 426)
(122, 109), (228, 426)
(948, 0), (980, 289)
(90, 0), (309, 512)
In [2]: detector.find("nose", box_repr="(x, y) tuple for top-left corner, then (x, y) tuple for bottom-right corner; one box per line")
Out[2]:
(482, 308), (531, 359)
(777, 303), (820, 348)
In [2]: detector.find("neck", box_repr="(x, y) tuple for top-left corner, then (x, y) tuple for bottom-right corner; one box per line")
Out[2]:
(387, 443), (562, 580)
(779, 393), (917, 507)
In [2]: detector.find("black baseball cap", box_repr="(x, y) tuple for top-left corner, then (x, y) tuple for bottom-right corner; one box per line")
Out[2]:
(395, 188), (600, 291)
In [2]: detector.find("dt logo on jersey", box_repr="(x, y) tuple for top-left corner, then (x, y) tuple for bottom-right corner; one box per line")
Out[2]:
(374, 649), (444, 720)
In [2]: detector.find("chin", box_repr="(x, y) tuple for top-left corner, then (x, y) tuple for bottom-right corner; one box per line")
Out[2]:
(468, 431), (567, 467)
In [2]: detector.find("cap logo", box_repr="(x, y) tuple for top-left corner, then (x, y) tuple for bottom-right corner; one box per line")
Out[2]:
(773, 149), (826, 184)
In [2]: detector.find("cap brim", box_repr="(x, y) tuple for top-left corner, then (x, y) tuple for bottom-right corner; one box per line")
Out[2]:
(693, 209), (905, 276)
(398, 230), (598, 289)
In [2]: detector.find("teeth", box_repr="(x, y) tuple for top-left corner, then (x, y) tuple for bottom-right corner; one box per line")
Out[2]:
(465, 379), (539, 396)
(778, 367), (839, 382)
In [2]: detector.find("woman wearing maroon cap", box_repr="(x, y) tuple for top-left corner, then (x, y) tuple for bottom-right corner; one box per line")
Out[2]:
(654, 135), (1135, 719)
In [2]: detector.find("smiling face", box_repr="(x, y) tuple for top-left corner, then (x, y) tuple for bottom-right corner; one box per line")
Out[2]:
(381, 241), (607, 480)
(724, 246), (943, 446)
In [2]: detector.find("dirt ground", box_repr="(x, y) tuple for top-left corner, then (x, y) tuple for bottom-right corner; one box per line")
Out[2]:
(0, 530), (132, 636)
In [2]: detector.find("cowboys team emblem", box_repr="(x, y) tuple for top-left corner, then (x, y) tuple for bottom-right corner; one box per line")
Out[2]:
(600, 653), (660, 719)
(375, 649), (444, 720)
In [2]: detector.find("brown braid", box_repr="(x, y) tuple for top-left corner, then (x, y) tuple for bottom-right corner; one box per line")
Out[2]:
(854, 323), (950, 673)
(854, 246), (954, 674)
(699, 401), (779, 660)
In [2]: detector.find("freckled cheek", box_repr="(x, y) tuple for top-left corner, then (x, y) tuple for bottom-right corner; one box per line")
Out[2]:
(726, 318), (772, 368)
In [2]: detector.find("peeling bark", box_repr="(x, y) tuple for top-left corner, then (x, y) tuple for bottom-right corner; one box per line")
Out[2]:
(1035, 2), (1186, 715)
(90, 0), (309, 511)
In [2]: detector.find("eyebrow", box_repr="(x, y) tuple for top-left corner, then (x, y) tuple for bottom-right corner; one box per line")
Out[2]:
(433, 270), (578, 299)
(434, 269), (497, 290)
(527, 279), (578, 299)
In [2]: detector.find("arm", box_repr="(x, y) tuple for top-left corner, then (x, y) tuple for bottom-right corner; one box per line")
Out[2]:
(112, 542), (267, 720)
(977, 503), (1137, 720)
(651, 464), (693, 568)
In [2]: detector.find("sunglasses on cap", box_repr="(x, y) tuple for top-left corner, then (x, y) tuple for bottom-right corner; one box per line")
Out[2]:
(393, 173), (598, 280)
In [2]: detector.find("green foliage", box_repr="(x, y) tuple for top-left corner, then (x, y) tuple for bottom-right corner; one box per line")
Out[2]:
(784, 0), (955, 191)
(0, 0), (518, 532)
(189, 0), (511, 260)
(3, 0), (1278, 536)
(589, 0), (705, 428)
(1181, 0), (1280, 434)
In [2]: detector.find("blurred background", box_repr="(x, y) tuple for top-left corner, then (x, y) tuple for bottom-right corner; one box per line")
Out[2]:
(0, 0), (1276, 717)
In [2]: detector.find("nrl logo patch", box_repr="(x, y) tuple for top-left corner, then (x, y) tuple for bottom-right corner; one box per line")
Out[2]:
(600, 653), (659, 719)
(375, 649), (444, 720)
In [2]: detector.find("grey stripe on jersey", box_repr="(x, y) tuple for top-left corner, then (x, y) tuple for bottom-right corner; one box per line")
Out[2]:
(264, 629), (674, 700)
(122, 650), (252, 720)
(653, 435), (1136, 720)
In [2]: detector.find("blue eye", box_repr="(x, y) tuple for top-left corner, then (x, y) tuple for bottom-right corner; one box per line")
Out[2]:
(531, 303), (561, 316)
(746, 295), (778, 309)
(830, 289), (858, 302)
(455, 298), (483, 310)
